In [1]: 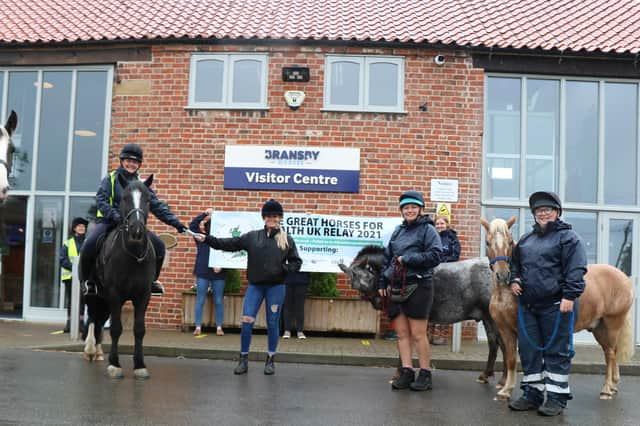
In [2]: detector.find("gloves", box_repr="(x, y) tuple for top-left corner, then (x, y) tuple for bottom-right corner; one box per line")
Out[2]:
(112, 212), (122, 224)
(176, 224), (187, 233)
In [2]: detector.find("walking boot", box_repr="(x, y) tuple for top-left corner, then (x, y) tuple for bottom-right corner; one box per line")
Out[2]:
(264, 355), (275, 375)
(234, 354), (249, 375)
(409, 368), (432, 391)
(509, 396), (541, 411)
(537, 399), (564, 416)
(391, 367), (415, 390)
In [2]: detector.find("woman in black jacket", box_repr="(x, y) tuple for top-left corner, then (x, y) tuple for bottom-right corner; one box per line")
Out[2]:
(194, 199), (302, 376)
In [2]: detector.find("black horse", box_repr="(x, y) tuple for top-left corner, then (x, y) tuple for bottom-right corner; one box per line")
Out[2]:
(83, 174), (156, 379)
(339, 245), (506, 387)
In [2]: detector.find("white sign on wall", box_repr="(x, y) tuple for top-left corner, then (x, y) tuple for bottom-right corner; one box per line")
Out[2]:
(430, 179), (459, 202)
(208, 212), (400, 273)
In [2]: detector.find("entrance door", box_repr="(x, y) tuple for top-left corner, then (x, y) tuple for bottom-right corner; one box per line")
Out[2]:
(0, 196), (27, 318)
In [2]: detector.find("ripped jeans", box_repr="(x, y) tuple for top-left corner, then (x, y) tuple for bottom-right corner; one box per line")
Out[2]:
(240, 283), (286, 354)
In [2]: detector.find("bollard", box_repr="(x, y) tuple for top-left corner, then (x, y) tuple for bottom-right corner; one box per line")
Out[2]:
(451, 322), (462, 353)
(70, 261), (80, 341)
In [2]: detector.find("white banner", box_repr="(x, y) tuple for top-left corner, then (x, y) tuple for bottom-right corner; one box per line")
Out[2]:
(208, 212), (400, 273)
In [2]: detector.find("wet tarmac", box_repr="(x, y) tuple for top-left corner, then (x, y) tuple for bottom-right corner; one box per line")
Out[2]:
(1, 348), (639, 425)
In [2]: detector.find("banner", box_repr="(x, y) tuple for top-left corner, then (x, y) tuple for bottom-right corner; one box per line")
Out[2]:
(208, 212), (400, 273)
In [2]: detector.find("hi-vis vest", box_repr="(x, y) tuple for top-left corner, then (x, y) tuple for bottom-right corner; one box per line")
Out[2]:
(96, 170), (117, 218)
(61, 237), (79, 281)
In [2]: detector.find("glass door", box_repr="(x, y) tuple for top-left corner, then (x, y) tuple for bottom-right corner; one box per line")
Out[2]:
(0, 196), (27, 318)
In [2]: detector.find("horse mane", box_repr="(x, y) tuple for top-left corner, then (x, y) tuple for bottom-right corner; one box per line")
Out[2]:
(489, 218), (511, 247)
(355, 244), (384, 258)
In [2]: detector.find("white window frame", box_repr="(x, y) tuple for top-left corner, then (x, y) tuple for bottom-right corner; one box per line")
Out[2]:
(187, 53), (268, 110)
(323, 55), (404, 113)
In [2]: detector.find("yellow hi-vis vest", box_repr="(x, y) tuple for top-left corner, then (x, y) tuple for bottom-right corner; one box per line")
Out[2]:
(96, 170), (117, 218)
(61, 237), (79, 281)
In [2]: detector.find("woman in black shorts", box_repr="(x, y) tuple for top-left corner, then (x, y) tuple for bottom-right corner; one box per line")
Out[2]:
(378, 190), (442, 391)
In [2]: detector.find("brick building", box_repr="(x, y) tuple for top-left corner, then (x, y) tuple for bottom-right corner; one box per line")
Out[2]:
(1, 1), (639, 344)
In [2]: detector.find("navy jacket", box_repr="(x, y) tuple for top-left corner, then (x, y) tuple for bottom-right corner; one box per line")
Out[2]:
(510, 219), (587, 306)
(204, 228), (302, 285)
(379, 215), (442, 288)
(439, 229), (460, 262)
(190, 213), (226, 280)
(95, 167), (184, 230)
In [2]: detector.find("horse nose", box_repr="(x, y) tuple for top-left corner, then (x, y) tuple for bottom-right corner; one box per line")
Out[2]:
(496, 270), (511, 283)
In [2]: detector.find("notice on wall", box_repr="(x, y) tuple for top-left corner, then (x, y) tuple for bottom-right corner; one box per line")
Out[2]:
(430, 179), (459, 202)
(208, 212), (400, 273)
(223, 145), (361, 193)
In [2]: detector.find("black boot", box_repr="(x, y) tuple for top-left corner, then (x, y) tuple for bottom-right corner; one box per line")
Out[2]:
(509, 396), (541, 411)
(234, 354), (249, 375)
(63, 320), (70, 333)
(391, 367), (415, 390)
(537, 399), (565, 416)
(151, 281), (164, 296)
(264, 355), (275, 375)
(409, 368), (432, 391)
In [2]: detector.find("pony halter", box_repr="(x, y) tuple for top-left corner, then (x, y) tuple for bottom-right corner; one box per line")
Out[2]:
(489, 256), (511, 265)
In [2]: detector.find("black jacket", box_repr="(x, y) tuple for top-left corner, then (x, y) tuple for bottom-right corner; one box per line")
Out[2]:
(190, 213), (226, 280)
(439, 229), (460, 262)
(204, 227), (302, 285)
(510, 219), (587, 306)
(96, 167), (184, 231)
(379, 215), (442, 288)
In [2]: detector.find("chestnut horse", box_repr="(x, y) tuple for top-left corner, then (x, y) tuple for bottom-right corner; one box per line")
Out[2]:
(481, 217), (635, 401)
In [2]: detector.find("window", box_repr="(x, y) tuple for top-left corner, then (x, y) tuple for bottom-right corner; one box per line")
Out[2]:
(188, 53), (268, 109)
(324, 55), (404, 112)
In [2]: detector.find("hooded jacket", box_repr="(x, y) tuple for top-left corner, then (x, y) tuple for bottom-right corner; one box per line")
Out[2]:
(379, 215), (442, 288)
(510, 219), (587, 306)
(190, 213), (226, 280)
(439, 228), (460, 263)
(204, 228), (302, 285)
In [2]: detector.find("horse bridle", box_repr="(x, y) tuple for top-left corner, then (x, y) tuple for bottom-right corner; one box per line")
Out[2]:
(0, 142), (14, 175)
(488, 255), (511, 268)
(120, 207), (151, 263)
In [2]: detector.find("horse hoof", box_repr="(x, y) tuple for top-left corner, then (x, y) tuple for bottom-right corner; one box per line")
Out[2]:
(96, 354), (104, 362)
(599, 393), (613, 400)
(495, 383), (504, 389)
(107, 365), (124, 379)
(476, 376), (489, 384)
(134, 368), (150, 380)
(494, 393), (510, 401)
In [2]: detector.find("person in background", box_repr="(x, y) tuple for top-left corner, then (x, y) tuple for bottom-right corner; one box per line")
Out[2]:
(194, 199), (302, 375)
(429, 214), (462, 345)
(378, 190), (442, 391)
(282, 271), (310, 339)
(508, 191), (587, 417)
(190, 208), (226, 336)
(59, 217), (88, 333)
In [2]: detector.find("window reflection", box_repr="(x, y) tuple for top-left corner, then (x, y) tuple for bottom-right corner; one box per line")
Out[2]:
(330, 61), (360, 106)
(31, 196), (63, 308)
(369, 62), (398, 106)
(232, 59), (262, 103)
(7, 71), (38, 190)
(563, 211), (598, 264)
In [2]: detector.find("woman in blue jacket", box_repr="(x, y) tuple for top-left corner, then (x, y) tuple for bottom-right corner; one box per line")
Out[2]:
(508, 191), (587, 417)
(190, 208), (226, 336)
(378, 190), (442, 392)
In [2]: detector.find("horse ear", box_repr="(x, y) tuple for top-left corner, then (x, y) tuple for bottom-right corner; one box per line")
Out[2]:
(338, 263), (350, 274)
(143, 174), (154, 188)
(117, 173), (129, 190)
(480, 218), (490, 232)
(5, 111), (17, 135)
(506, 215), (517, 229)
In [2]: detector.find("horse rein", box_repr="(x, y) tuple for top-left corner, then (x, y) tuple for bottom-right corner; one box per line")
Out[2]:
(120, 207), (151, 263)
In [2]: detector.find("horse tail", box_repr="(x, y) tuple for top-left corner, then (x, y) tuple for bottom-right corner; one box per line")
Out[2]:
(616, 308), (635, 363)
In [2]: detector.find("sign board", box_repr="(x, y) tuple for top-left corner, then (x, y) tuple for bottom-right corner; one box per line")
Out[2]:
(208, 212), (399, 273)
(436, 203), (451, 222)
(430, 179), (458, 202)
(224, 145), (360, 193)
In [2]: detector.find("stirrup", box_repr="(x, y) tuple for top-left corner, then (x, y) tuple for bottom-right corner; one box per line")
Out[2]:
(151, 281), (164, 296)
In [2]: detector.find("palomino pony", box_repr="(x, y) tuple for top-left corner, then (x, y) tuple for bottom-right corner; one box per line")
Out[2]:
(83, 174), (156, 379)
(0, 111), (17, 201)
(481, 217), (635, 400)
(339, 246), (507, 386)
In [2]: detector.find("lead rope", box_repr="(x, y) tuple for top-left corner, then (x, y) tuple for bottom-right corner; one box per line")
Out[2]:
(517, 303), (575, 354)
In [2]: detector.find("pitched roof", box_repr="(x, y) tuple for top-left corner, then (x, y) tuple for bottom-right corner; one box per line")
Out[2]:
(2, 0), (640, 55)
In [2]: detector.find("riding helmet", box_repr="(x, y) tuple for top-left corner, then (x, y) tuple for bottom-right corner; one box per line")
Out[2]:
(399, 190), (425, 208)
(261, 199), (284, 217)
(119, 143), (144, 162)
(71, 217), (89, 230)
(529, 191), (562, 216)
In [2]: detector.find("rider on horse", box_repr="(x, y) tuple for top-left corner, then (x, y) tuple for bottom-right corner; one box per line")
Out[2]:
(79, 143), (187, 296)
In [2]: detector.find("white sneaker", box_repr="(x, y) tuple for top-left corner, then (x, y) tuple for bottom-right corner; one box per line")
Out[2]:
(282, 331), (291, 339)
(297, 331), (306, 339)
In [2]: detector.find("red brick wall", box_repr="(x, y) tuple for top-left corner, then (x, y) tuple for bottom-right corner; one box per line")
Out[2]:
(109, 43), (485, 331)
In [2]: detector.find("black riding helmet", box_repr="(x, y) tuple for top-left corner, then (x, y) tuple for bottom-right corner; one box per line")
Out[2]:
(529, 191), (562, 216)
(261, 199), (284, 217)
(398, 190), (425, 208)
(119, 143), (143, 162)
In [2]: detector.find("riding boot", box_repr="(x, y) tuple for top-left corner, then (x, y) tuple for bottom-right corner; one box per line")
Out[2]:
(391, 367), (415, 390)
(234, 354), (249, 375)
(264, 355), (276, 375)
(63, 319), (70, 333)
(151, 255), (165, 296)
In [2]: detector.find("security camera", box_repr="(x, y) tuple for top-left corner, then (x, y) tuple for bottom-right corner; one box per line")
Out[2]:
(433, 55), (446, 66)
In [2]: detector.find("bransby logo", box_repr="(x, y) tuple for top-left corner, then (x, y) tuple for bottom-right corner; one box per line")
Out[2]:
(264, 149), (319, 161)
